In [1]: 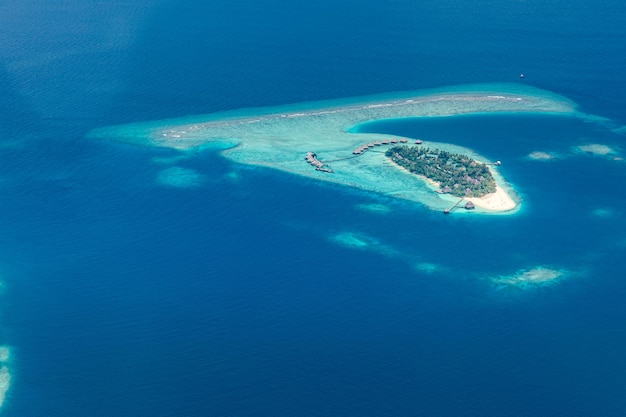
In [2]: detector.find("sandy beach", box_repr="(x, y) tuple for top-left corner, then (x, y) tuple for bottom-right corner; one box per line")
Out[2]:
(466, 185), (517, 212)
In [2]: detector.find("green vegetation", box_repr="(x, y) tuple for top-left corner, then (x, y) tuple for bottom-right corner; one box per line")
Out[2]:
(386, 145), (496, 197)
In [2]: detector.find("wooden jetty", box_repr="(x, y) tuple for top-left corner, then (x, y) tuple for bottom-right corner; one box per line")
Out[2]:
(444, 197), (466, 214)
(444, 198), (477, 214)
(306, 138), (425, 173)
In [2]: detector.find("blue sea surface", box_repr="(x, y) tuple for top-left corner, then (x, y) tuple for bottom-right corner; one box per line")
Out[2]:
(1, 0), (626, 416)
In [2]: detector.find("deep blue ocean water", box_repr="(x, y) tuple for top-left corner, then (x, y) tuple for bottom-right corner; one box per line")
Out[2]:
(1, 1), (626, 416)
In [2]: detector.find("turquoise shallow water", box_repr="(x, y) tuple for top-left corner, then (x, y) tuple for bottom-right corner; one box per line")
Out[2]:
(1, 0), (626, 416)
(92, 84), (576, 214)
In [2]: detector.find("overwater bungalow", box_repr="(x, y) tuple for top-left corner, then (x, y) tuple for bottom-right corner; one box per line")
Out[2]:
(304, 151), (333, 173)
(400, 138), (408, 143)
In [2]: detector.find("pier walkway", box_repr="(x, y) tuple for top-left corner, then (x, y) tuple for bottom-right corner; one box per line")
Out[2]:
(305, 138), (417, 172)
(444, 197), (466, 214)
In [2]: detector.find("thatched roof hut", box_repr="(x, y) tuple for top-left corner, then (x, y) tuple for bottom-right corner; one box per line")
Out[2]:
(464, 201), (475, 210)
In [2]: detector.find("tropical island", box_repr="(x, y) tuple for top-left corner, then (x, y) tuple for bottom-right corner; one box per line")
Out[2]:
(89, 83), (580, 213)
(385, 145), (496, 197)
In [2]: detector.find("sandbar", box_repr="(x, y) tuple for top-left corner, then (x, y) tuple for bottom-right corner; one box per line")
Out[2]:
(89, 83), (578, 214)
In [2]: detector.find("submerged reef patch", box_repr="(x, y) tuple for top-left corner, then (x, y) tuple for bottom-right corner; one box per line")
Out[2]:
(527, 151), (556, 160)
(491, 266), (568, 289)
(157, 167), (206, 188)
(354, 203), (392, 214)
(0, 346), (10, 410)
(413, 262), (443, 274)
(329, 231), (398, 258)
(329, 231), (447, 276)
(574, 143), (617, 156)
(330, 232), (373, 249)
(590, 207), (616, 218)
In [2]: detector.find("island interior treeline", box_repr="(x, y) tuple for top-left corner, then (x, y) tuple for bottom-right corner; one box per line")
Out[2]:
(386, 145), (496, 197)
